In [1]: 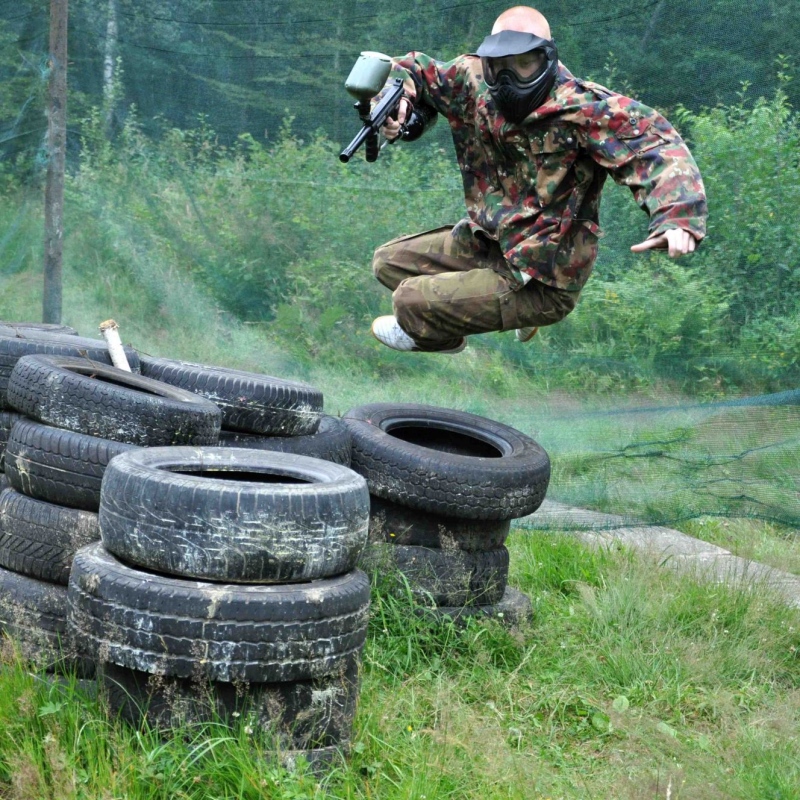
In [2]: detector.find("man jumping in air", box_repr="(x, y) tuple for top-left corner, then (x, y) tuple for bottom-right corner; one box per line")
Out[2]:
(369, 5), (707, 353)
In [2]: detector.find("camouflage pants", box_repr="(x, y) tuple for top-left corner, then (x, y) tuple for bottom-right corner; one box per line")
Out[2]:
(372, 223), (579, 350)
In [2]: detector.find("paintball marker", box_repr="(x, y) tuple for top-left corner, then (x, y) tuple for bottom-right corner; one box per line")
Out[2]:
(339, 51), (437, 163)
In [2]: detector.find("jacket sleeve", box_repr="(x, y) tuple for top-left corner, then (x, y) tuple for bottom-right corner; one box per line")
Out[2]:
(382, 52), (466, 117)
(581, 94), (708, 242)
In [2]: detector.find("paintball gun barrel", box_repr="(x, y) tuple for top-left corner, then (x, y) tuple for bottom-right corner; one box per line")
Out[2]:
(339, 52), (437, 163)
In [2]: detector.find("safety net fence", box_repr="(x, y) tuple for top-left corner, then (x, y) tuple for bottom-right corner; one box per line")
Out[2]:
(0, 0), (798, 532)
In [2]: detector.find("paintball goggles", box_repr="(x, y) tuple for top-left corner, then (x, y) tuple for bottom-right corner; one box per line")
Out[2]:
(339, 51), (437, 163)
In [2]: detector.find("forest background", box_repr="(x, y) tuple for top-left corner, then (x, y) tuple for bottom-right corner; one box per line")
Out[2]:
(0, 0), (798, 397)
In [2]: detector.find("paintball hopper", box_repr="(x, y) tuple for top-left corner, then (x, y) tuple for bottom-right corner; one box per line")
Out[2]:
(344, 51), (393, 101)
(340, 50), (437, 163)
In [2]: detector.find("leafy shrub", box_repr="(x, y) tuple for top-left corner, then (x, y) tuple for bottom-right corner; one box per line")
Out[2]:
(57, 76), (800, 394)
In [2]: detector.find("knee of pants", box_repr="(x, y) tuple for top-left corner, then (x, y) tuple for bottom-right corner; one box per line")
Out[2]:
(391, 279), (420, 315)
(371, 246), (388, 280)
(553, 291), (579, 322)
(545, 294), (578, 325)
(391, 281), (431, 336)
(520, 286), (580, 328)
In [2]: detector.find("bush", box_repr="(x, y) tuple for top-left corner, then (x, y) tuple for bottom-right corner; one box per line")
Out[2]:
(58, 79), (800, 394)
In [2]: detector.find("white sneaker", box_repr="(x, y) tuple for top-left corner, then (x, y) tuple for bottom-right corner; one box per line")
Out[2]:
(370, 316), (466, 353)
(371, 315), (417, 351)
(515, 326), (539, 342)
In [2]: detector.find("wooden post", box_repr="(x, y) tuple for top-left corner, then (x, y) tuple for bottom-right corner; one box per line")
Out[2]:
(103, 0), (118, 130)
(43, 0), (68, 324)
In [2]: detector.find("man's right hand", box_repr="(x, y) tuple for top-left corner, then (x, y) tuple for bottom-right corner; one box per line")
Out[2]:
(381, 96), (412, 141)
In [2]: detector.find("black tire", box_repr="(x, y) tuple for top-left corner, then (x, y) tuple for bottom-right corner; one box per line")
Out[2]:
(102, 653), (359, 749)
(0, 564), (84, 670)
(369, 495), (510, 551)
(0, 488), (99, 584)
(100, 447), (369, 583)
(0, 330), (139, 409)
(68, 543), (370, 683)
(360, 543), (509, 606)
(0, 411), (24, 469)
(344, 403), (550, 520)
(7, 355), (221, 447)
(218, 415), (351, 466)
(414, 586), (533, 628)
(140, 355), (323, 436)
(5, 420), (138, 511)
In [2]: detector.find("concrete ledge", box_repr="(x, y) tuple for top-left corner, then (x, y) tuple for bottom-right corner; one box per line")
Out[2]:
(520, 500), (800, 609)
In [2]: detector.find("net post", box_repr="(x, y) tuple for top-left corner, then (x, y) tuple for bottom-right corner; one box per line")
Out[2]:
(43, 0), (68, 325)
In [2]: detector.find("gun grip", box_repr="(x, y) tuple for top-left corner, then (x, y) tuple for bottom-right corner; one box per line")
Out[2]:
(365, 130), (379, 162)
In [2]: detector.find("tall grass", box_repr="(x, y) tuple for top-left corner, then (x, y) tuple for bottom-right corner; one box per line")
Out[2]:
(1, 534), (798, 799)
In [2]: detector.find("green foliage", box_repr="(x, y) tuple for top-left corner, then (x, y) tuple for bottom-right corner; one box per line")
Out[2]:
(684, 67), (800, 326)
(4, 52), (797, 396)
(549, 257), (731, 380)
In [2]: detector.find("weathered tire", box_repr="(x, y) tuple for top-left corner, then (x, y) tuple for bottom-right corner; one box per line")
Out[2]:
(414, 586), (533, 628)
(360, 543), (509, 606)
(369, 495), (510, 551)
(140, 355), (323, 436)
(218, 415), (351, 466)
(0, 411), (24, 469)
(0, 330), (139, 409)
(7, 355), (221, 447)
(100, 447), (369, 583)
(68, 543), (370, 683)
(0, 488), (99, 584)
(102, 653), (360, 749)
(5, 420), (138, 511)
(344, 403), (550, 520)
(0, 564), (87, 671)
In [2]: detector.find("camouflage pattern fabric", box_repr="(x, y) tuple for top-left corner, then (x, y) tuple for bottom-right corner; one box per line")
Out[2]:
(382, 55), (708, 291)
(373, 224), (578, 349)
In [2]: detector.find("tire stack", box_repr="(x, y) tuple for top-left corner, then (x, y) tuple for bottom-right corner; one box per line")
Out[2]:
(343, 403), (551, 627)
(0, 324), (118, 478)
(67, 446), (371, 768)
(140, 356), (352, 466)
(0, 356), (217, 671)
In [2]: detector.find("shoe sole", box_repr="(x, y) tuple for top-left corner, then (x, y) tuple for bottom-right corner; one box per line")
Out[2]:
(438, 340), (467, 354)
(516, 328), (539, 343)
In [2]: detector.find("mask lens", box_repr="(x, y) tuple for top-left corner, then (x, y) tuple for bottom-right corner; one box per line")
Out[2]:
(482, 50), (545, 88)
(511, 51), (545, 81)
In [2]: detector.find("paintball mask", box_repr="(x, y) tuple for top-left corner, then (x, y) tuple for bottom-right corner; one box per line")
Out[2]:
(476, 30), (559, 123)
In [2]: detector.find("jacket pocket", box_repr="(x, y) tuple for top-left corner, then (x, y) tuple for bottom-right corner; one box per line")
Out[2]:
(615, 117), (669, 156)
(527, 129), (580, 208)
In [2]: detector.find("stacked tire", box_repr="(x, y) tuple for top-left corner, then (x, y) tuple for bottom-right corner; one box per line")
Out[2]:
(68, 446), (371, 766)
(0, 333), (220, 676)
(344, 403), (551, 626)
(140, 356), (352, 466)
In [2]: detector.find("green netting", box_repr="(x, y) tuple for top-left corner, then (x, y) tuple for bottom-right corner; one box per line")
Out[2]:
(0, 1), (798, 532)
(515, 390), (800, 530)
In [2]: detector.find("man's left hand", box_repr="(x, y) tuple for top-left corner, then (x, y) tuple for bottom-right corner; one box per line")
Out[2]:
(631, 229), (698, 259)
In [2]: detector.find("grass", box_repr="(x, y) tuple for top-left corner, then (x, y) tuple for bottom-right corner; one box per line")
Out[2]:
(1, 533), (799, 799)
(0, 205), (798, 797)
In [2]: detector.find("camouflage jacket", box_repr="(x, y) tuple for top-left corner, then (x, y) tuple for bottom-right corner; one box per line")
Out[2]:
(387, 53), (708, 291)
